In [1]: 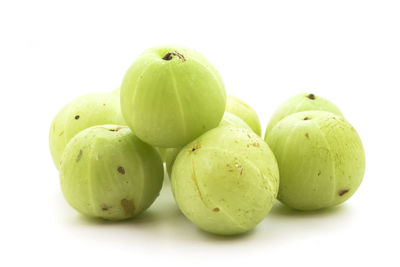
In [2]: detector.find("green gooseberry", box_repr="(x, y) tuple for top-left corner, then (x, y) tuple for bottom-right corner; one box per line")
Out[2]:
(265, 93), (343, 137)
(60, 125), (164, 220)
(120, 45), (226, 148)
(49, 89), (125, 170)
(171, 126), (279, 235)
(165, 112), (252, 177)
(265, 111), (365, 211)
(226, 95), (262, 136)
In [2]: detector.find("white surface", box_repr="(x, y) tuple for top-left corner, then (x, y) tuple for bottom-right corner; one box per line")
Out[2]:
(1, 0), (399, 266)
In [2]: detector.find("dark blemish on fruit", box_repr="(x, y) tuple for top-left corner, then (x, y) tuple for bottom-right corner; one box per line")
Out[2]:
(75, 115), (80, 120)
(247, 134), (251, 139)
(338, 189), (349, 196)
(307, 94), (316, 100)
(76, 150), (83, 162)
(213, 208), (220, 212)
(252, 142), (260, 147)
(59, 131), (64, 136)
(190, 144), (200, 152)
(103, 103), (106, 106)
(117, 166), (125, 174)
(318, 170), (321, 176)
(304, 117), (310, 120)
(305, 133), (309, 138)
(101, 204), (111, 211)
(121, 199), (135, 216)
(162, 51), (186, 62)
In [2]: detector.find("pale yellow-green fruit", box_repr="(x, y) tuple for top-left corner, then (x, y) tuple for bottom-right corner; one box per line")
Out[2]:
(165, 112), (252, 177)
(266, 111), (365, 211)
(121, 45), (226, 148)
(171, 126), (279, 235)
(226, 95), (262, 136)
(265, 93), (343, 137)
(60, 125), (163, 220)
(49, 90), (125, 170)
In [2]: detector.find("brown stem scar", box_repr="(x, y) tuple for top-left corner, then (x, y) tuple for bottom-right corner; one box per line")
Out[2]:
(75, 115), (80, 120)
(304, 117), (310, 120)
(117, 166), (125, 174)
(162, 51), (186, 62)
(338, 189), (349, 196)
(307, 94), (316, 100)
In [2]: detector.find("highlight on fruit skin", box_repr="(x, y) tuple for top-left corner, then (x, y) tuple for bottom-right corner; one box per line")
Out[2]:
(49, 89), (125, 170)
(120, 45), (226, 148)
(60, 125), (164, 220)
(265, 93), (343, 138)
(226, 95), (262, 136)
(171, 126), (279, 235)
(265, 111), (365, 211)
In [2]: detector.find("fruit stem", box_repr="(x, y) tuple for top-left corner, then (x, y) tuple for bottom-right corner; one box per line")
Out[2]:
(162, 51), (186, 62)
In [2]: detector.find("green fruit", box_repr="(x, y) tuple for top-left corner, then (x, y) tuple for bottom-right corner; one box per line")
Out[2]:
(49, 90), (125, 170)
(121, 45), (226, 148)
(165, 112), (252, 177)
(266, 111), (365, 211)
(60, 125), (163, 220)
(220, 112), (252, 131)
(171, 126), (279, 235)
(265, 93), (343, 137)
(226, 95), (262, 136)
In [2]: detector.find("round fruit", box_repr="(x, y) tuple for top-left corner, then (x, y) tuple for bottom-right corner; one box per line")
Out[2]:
(265, 93), (343, 137)
(49, 90), (125, 170)
(266, 111), (365, 211)
(60, 125), (163, 220)
(171, 126), (279, 235)
(120, 45), (226, 148)
(165, 112), (252, 177)
(226, 95), (262, 136)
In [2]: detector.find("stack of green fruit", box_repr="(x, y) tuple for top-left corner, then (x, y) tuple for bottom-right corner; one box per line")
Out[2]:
(49, 45), (365, 235)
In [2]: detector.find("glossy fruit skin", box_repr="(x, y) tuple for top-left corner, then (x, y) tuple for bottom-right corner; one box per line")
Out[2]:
(171, 126), (279, 235)
(266, 111), (365, 211)
(165, 112), (252, 177)
(49, 90), (125, 170)
(226, 95), (262, 136)
(60, 125), (163, 220)
(121, 46), (226, 148)
(265, 93), (343, 137)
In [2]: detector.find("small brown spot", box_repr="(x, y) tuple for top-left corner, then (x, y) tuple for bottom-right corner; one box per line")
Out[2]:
(247, 134), (251, 139)
(117, 166), (125, 174)
(317, 170), (321, 176)
(58, 131), (64, 136)
(305, 133), (309, 138)
(53, 123), (56, 132)
(304, 117), (310, 120)
(190, 144), (200, 152)
(103, 103), (106, 106)
(307, 93), (316, 100)
(213, 208), (220, 212)
(76, 150), (83, 162)
(101, 204), (111, 211)
(74, 115), (80, 120)
(338, 189), (349, 196)
(121, 199), (135, 216)
(252, 142), (260, 147)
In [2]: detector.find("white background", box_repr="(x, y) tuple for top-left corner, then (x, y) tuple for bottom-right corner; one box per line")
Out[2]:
(1, 0), (399, 266)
